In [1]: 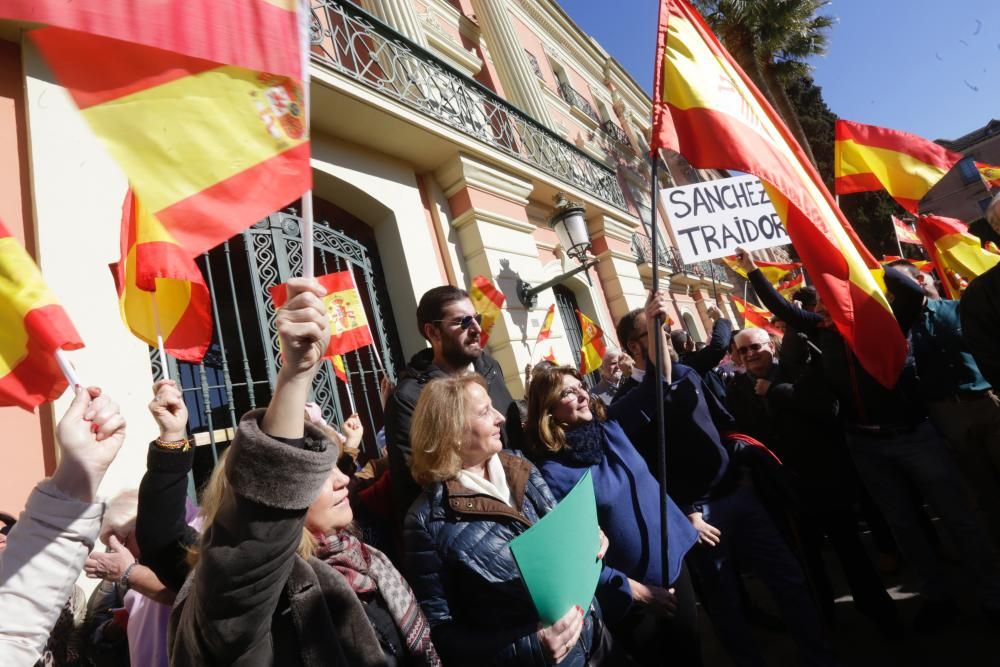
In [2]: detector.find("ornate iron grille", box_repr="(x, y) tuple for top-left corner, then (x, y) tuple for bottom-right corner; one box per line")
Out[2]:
(630, 232), (730, 283)
(601, 119), (630, 146)
(308, 0), (628, 211)
(557, 82), (600, 125)
(152, 211), (402, 485)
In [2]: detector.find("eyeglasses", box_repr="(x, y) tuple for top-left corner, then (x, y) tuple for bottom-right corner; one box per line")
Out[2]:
(559, 384), (588, 400)
(736, 342), (767, 355)
(432, 313), (483, 330)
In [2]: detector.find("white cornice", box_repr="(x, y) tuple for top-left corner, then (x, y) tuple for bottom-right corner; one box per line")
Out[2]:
(450, 207), (537, 234)
(435, 153), (535, 204)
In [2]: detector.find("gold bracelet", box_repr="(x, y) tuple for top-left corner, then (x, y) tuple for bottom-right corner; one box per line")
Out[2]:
(156, 437), (190, 451)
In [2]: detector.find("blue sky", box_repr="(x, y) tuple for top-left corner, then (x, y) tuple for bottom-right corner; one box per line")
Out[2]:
(559, 0), (997, 142)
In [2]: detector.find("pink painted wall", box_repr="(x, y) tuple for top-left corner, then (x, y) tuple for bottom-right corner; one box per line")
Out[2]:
(0, 41), (55, 515)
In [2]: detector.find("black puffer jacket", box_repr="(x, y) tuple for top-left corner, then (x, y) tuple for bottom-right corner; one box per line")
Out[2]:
(385, 349), (524, 525)
(403, 452), (604, 666)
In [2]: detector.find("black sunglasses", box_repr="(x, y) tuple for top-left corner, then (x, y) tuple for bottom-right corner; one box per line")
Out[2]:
(432, 313), (483, 330)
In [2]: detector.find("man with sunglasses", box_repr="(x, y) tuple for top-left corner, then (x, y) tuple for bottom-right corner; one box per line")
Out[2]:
(384, 285), (523, 528)
(726, 328), (900, 636)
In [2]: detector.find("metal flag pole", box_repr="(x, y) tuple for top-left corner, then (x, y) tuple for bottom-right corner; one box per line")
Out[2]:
(299, 0), (315, 279)
(55, 349), (82, 389)
(892, 217), (904, 258)
(650, 149), (669, 583)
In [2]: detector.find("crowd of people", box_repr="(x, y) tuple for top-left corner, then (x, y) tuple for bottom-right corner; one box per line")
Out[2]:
(2, 196), (1000, 666)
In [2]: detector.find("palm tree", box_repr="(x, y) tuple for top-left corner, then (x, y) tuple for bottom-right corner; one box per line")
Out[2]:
(692, 0), (835, 167)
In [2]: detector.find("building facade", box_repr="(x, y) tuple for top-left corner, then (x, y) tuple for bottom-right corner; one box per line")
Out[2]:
(923, 118), (1000, 223)
(0, 0), (747, 511)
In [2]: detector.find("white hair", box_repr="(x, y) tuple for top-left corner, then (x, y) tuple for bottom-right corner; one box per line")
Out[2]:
(734, 328), (770, 347)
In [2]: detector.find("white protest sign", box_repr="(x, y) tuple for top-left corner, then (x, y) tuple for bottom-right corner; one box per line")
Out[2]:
(660, 174), (790, 264)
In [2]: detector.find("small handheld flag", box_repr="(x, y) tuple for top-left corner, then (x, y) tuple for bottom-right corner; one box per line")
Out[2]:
(270, 270), (375, 357)
(469, 275), (506, 347)
(576, 310), (606, 375)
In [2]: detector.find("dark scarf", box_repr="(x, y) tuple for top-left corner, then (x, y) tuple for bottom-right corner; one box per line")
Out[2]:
(555, 419), (606, 466)
(315, 532), (441, 667)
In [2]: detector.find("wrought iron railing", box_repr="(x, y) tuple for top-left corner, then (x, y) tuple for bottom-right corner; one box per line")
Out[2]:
(524, 49), (544, 80)
(309, 0), (628, 210)
(557, 81), (601, 124)
(601, 119), (630, 146)
(631, 232), (730, 283)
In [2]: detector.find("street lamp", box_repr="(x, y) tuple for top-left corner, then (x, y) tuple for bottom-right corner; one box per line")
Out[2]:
(517, 194), (600, 308)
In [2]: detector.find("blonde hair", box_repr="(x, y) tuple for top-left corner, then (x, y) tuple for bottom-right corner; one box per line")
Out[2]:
(525, 366), (606, 457)
(100, 489), (139, 543)
(409, 374), (486, 486)
(188, 447), (316, 567)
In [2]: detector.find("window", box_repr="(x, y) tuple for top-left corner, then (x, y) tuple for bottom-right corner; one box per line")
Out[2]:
(959, 157), (981, 186)
(524, 49), (544, 80)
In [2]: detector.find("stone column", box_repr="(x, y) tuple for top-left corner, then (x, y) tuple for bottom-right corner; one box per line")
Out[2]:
(363, 0), (428, 48)
(470, 0), (554, 127)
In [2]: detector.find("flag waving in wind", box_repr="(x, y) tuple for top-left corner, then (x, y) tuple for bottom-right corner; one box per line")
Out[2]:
(536, 304), (556, 346)
(577, 310), (606, 375)
(270, 270), (374, 358)
(0, 221), (84, 410)
(110, 189), (212, 362)
(652, 0), (905, 388)
(834, 120), (962, 214)
(891, 216), (921, 246)
(12, 0), (311, 259)
(915, 215), (1000, 299)
(469, 275), (506, 347)
(731, 296), (781, 337)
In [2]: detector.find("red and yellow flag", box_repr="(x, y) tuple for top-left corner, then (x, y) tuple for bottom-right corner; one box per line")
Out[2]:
(776, 274), (804, 300)
(331, 354), (348, 384)
(543, 347), (558, 364)
(915, 215), (1000, 299)
(882, 256), (932, 273)
(110, 189), (212, 362)
(976, 162), (1000, 189)
(576, 310), (606, 375)
(652, 0), (905, 387)
(536, 304), (556, 345)
(270, 270), (374, 358)
(0, 221), (84, 410)
(469, 275), (506, 347)
(834, 120), (962, 214)
(731, 296), (782, 337)
(891, 216), (921, 245)
(721, 256), (801, 283)
(23, 4), (309, 258)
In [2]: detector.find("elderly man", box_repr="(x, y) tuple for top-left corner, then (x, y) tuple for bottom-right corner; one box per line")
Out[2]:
(591, 349), (629, 406)
(726, 328), (899, 633)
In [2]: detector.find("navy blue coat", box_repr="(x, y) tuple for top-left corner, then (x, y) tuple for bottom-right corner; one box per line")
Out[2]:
(536, 417), (698, 623)
(404, 451), (603, 666)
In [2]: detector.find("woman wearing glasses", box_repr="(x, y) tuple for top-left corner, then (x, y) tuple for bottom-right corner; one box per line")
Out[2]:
(523, 292), (702, 667)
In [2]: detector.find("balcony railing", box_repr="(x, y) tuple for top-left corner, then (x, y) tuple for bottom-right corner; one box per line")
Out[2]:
(601, 119), (630, 146)
(631, 232), (730, 283)
(309, 0), (627, 211)
(557, 81), (601, 124)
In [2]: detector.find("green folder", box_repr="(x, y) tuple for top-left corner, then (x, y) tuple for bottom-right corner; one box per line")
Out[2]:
(510, 469), (601, 625)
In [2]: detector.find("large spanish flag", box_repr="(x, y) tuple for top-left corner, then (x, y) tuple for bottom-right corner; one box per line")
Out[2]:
(834, 120), (962, 214)
(0, 221), (84, 410)
(577, 310), (606, 375)
(25, 16), (309, 258)
(469, 275), (506, 347)
(270, 270), (374, 358)
(110, 189), (212, 362)
(721, 256), (800, 283)
(915, 215), (1000, 299)
(977, 162), (1000, 189)
(652, 0), (905, 387)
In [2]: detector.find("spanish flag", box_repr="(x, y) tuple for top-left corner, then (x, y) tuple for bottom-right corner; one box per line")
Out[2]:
(543, 347), (558, 364)
(722, 256), (801, 283)
(0, 221), (84, 410)
(731, 296), (781, 337)
(535, 304), (556, 345)
(25, 11), (309, 259)
(270, 270), (375, 358)
(776, 274), (804, 300)
(577, 310), (606, 375)
(331, 354), (348, 384)
(882, 256), (932, 273)
(977, 162), (1000, 189)
(469, 275), (506, 347)
(914, 215), (1000, 299)
(110, 189), (212, 362)
(834, 120), (962, 214)
(652, 0), (905, 388)
(891, 216), (921, 245)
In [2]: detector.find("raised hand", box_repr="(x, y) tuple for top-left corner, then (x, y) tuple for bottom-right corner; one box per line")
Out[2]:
(51, 386), (127, 502)
(84, 534), (135, 582)
(734, 247), (757, 274)
(275, 277), (330, 379)
(342, 413), (364, 452)
(537, 605), (584, 664)
(149, 379), (188, 442)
